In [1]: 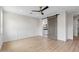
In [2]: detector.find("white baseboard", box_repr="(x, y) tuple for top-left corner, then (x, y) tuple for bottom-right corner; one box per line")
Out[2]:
(3, 35), (42, 43)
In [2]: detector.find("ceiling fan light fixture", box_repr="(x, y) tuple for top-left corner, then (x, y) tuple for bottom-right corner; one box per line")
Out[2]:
(31, 6), (49, 15)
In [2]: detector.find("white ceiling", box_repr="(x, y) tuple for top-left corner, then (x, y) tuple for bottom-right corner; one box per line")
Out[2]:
(2, 6), (79, 19)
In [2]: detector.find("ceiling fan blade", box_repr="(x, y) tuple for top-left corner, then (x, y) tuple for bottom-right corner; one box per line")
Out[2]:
(41, 6), (49, 11)
(32, 10), (40, 12)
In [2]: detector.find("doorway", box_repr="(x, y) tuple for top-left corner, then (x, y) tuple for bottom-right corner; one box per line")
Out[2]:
(47, 15), (57, 40)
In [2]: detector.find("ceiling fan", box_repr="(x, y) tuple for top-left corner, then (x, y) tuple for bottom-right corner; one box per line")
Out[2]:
(31, 6), (49, 15)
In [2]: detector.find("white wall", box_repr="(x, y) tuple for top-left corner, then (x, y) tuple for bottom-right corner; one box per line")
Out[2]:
(66, 13), (73, 40)
(57, 11), (73, 41)
(3, 11), (41, 42)
(57, 11), (67, 41)
(0, 8), (1, 47)
(2, 10), (74, 42)
(0, 8), (3, 48)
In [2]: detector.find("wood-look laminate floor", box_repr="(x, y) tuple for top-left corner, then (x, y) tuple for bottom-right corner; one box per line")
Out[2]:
(1, 36), (79, 52)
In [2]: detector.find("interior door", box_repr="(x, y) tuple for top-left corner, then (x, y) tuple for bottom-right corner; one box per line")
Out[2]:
(48, 16), (57, 40)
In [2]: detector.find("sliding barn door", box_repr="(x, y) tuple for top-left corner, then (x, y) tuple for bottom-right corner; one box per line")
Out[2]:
(47, 16), (57, 40)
